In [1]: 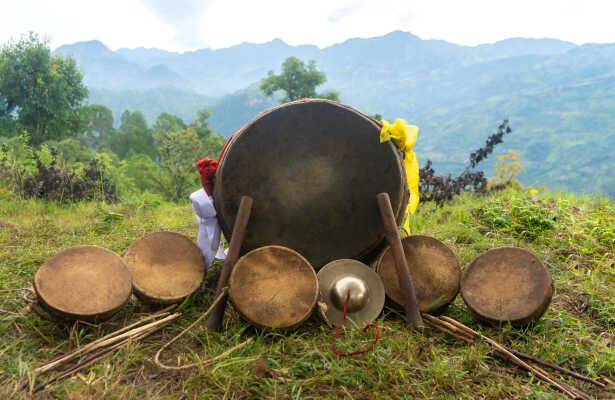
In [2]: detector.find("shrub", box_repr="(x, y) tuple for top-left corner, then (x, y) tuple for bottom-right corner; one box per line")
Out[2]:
(419, 120), (512, 205)
(0, 135), (117, 202)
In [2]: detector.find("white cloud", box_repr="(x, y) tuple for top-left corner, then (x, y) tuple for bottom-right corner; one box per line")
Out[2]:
(0, 0), (614, 51)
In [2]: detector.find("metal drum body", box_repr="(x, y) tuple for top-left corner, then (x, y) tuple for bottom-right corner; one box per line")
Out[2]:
(214, 99), (408, 269)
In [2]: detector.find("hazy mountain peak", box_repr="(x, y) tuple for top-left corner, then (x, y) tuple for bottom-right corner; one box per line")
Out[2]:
(474, 37), (576, 56)
(54, 39), (114, 58)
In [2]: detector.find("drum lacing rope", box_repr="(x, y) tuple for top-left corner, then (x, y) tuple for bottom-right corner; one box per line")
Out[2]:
(332, 289), (380, 357)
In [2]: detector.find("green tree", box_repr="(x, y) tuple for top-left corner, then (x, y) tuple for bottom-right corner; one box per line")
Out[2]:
(104, 110), (156, 160)
(188, 108), (225, 157)
(190, 108), (213, 139)
(260, 56), (339, 103)
(85, 104), (114, 149)
(0, 32), (88, 146)
(153, 112), (186, 135)
(154, 126), (202, 201)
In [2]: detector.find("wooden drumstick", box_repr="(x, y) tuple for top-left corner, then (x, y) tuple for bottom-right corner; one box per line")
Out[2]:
(377, 192), (424, 329)
(206, 195), (253, 331)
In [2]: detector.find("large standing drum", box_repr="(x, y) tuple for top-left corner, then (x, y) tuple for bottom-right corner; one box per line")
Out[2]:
(214, 99), (408, 269)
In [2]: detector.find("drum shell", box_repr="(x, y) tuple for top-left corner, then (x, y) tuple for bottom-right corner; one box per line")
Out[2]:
(460, 247), (553, 326)
(124, 231), (205, 305)
(214, 99), (409, 269)
(228, 245), (319, 329)
(376, 235), (461, 315)
(33, 245), (132, 322)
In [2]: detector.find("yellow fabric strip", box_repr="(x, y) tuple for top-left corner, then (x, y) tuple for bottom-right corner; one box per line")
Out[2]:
(380, 119), (420, 234)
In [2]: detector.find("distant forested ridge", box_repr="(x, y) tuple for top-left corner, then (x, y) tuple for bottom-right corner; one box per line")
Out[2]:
(54, 31), (615, 196)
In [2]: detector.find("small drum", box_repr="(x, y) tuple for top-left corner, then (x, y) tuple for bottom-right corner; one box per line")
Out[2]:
(377, 235), (460, 314)
(214, 99), (408, 269)
(317, 259), (385, 328)
(34, 245), (132, 322)
(124, 232), (205, 304)
(228, 246), (318, 329)
(461, 247), (553, 326)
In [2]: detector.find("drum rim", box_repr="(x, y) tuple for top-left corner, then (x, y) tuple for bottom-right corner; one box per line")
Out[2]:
(228, 245), (318, 329)
(124, 231), (205, 304)
(214, 99), (409, 266)
(460, 246), (553, 325)
(33, 245), (132, 321)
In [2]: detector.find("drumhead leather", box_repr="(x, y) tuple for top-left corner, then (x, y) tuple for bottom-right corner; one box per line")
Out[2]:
(124, 232), (205, 304)
(229, 246), (318, 329)
(461, 247), (553, 326)
(34, 245), (132, 322)
(377, 235), (460, 314)
(214, 99), (408, 269)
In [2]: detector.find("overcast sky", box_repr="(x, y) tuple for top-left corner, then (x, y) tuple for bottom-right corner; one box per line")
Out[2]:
(1, 0), (614, 52)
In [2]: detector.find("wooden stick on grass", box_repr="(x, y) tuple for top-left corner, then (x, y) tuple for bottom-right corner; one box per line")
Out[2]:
(33, 326), (159, 393)
(435, 315), (591, 400)
(155, 287), (253, 371)
(28, 310), (180, 393)
(34, 312), (181, 375)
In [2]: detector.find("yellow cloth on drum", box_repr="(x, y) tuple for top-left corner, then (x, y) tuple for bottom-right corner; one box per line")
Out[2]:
(380, 119), (420, 234)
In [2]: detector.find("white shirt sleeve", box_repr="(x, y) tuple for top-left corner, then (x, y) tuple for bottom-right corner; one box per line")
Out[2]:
(189, 188), (225, 269)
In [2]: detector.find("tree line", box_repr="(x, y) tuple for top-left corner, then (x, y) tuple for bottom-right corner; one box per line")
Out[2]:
(0, 33), (226, 202)
(1, 32), (517, 206)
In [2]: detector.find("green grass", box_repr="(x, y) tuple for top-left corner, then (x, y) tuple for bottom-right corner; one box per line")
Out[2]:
(1, 186), (614, 399)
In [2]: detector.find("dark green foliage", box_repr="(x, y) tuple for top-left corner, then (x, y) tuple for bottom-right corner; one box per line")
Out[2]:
(260, 57), (339, 103)
(0, 33), (88, 146)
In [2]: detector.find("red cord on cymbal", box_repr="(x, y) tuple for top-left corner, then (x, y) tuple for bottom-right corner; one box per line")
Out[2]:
(332, 290), (380, 357)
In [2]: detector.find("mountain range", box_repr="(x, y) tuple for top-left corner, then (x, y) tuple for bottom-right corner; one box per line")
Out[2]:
(54, 31), (615, 196)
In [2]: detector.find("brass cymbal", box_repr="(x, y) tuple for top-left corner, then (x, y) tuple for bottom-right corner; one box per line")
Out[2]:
(317, 259), (385, 328)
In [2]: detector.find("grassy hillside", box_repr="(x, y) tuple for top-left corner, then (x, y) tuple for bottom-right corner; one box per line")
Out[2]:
(1, 187), (614, 399)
